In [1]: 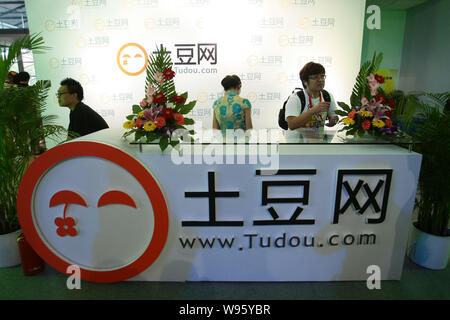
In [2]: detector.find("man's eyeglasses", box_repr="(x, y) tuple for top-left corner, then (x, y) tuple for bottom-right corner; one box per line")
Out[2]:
(56, 91), (70, 97)
(309, 74), (326, 81)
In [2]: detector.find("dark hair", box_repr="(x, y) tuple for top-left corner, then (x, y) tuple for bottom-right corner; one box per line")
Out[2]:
(299, 62), (326, 89)
(60, 78), (84, 101)
(221, 75), (241, 91)
(6, 71), (18, 84)
(17, 72), (30, 87)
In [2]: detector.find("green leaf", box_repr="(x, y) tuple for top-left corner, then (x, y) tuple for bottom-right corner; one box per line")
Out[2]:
(134, 130), (145, 142)
(122, 130), (135, 138)
(146, 132), (159, 142)
(183, 117), (195, 125)
(337, 101), (351, 112)
(159, 136), (169, 151)
(132, 104), (142, 114)
(179, 101), (196, 114)
(334, 110), (348, 117)
(126, 114), (135, 120)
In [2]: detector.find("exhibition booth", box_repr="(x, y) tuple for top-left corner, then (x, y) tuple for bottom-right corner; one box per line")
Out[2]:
(17, 128), (421, 283)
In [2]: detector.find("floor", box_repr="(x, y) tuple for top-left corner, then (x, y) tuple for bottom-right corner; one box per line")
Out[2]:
(0, 257), (448, 300)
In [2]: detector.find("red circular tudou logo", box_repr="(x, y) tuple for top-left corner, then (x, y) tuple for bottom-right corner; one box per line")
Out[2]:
(17, 141), (169, 283)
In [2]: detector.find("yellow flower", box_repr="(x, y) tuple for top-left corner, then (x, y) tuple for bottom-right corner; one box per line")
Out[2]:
(138, 111), (144, 118)
(143, 121), (156, 132)
(123, 120), (135, 129)
(342, 117), (355, 125)
(372, 119), (385, 128)
(360, 110), (374, 117)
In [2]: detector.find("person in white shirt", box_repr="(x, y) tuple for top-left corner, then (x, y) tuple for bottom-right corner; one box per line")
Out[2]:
(285, 62), (338, 139)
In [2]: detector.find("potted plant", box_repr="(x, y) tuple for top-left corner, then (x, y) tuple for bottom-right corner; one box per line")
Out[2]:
(408, 93), (450, 270)
(0, 34), (66, 267)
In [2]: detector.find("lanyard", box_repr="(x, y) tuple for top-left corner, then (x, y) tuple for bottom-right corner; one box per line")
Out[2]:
(308, 92), (323, 121)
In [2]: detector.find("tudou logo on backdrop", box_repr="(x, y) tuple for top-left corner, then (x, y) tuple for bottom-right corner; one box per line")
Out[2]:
(17, 141), (394, 283)
(117, 43), (218, 76)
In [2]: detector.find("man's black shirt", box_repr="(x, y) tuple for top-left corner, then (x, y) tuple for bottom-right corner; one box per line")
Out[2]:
(68, 102), (109, 137)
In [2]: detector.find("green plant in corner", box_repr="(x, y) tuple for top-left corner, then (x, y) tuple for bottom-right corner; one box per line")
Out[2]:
(413, 92), (450, 236)
(0, 34), (67, 235)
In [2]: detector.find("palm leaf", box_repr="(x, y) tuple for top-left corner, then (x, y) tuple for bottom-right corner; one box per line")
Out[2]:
(0, 35), (67, 234)
(144, 45), (176, 98)
(413, 102), (450, 236)
(0, 33), (49, 89)
(350, 52), (383, 107)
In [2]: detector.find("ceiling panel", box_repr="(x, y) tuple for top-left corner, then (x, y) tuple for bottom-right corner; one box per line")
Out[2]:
(0, 0), (27, 29)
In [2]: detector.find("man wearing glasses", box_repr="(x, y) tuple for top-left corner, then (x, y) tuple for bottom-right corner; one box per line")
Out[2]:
(285, 62), (338, 138)
(57, 78), (109, 138)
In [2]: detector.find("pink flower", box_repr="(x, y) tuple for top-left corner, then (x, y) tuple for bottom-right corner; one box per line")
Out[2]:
(366, 73), (379, 96)
(147, 85), (156, 97)
(369, 99), (381, 108)
(155, 117), (166, 128)
(146, 96), (153, 104)
(143, 105), (163, 121)
(154, 72), (164, 84)
(366, 73), (375, 83)
(140, 99), (147, 107)
(370, 85), (379, 96)
(361, 96), (369, 106)
(173, 113), (184, 125)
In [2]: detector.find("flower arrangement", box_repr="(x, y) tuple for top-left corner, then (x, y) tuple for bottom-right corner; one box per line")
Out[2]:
(122, 45), (196, 151)
(336, 53), (402, 138)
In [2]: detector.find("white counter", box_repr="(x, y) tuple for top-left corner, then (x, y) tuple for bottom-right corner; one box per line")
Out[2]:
(18, 128), (422, 283)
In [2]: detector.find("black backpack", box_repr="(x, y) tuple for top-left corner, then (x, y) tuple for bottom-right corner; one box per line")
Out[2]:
(278, 88), (331, 130)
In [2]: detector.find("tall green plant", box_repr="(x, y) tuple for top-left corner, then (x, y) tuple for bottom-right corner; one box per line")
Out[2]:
(0, 35), (66, 235)
(413, 94), (450, 236)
